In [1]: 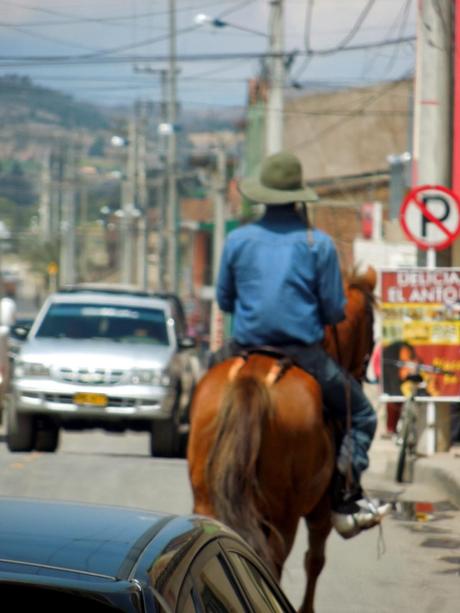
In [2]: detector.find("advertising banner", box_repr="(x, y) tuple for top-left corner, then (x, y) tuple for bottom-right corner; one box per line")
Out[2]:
(380, 268), (460, 400)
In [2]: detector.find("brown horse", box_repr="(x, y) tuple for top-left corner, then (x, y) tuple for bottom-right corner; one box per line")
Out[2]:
(187, 266), (376, 613)
(323, 265), (377, 382)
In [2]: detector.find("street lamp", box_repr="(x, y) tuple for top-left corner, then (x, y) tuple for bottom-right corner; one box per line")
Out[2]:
(193, 13), (268, 37)
(158, 122), (174, 136)
(194, 4), (285, 154)
(110, 135), (126, 148)
(110, 131), (139, 285)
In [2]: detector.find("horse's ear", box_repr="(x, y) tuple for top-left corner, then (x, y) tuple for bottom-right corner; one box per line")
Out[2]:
(364, 266), (377, 291)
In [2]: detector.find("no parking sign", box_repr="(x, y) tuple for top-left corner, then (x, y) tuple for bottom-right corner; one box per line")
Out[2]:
(400, 185), (460, 250)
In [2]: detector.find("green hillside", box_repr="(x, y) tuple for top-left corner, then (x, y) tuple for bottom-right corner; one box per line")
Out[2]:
(0, 75), (112, 131)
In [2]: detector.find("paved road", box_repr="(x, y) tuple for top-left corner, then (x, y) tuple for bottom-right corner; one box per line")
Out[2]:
(0, 427), (458, 612)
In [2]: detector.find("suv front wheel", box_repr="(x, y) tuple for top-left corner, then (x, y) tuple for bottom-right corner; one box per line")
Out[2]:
(150, 416), (180, 458)
(6, 400), (36, 452)
(35, 419), (60, 453)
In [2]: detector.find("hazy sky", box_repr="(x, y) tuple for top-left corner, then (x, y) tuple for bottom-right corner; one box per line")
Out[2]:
(0, 0), (416, 110)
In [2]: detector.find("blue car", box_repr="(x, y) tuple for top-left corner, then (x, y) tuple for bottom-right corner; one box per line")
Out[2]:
(0, 498), (294, 612)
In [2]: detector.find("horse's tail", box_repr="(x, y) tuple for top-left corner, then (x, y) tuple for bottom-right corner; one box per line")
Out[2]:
(206, 373), (275, 564)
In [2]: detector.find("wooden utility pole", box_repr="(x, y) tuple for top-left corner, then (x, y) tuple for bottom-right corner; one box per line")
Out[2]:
(266, 0), (284, 154)
(136, 102), (149, 290)
(59, 142), (77, 286)
(39, 154), (52, 242)
(166, 0), (179, 293)
(412, 0), (453, 222)
(79, 178), (89, 282)
(412, 0), (454, 454)
(452, 0), (460, 266)
(50, 147), (63, 241)
(132, 67), (169, 291)
(120, 116), (137, 285)
(209, 145), (227, 352)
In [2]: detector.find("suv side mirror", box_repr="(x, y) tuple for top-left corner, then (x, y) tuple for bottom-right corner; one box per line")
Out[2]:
(178, 337), (196, 350)
(10, 324), (31, 341)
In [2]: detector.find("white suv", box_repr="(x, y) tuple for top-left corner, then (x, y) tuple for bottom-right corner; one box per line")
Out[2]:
(7, 288), (199, 457)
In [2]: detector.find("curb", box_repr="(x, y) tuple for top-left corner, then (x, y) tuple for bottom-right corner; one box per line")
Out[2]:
(413, 455), (460, 509)
(374, 443), (460, 509)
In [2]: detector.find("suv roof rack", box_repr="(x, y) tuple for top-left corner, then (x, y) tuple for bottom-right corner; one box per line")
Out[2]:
(58, 283), (150, 295)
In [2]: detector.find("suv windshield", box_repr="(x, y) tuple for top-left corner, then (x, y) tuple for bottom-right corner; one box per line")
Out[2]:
(34, 303), (170, 345)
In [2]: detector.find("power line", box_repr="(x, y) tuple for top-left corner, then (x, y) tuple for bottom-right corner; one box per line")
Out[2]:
(217, 0), (257, 21)
(0, 0), (234, 27)
(290, 0), (314, 83)
(307, 35), (414, 58)
(331, 0), (377, 50)
(292, 0), (413, 86)
(58, 24), (202, 61)
(0, 22), (98, 51)
(382, 0), (413, 74)
(300, 0), (377, 57)
(0, 37), (416, 67)
(361, 0), (413, 78)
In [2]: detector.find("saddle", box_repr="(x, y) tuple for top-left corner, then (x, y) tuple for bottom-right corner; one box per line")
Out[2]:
(209, 340), (295, 370)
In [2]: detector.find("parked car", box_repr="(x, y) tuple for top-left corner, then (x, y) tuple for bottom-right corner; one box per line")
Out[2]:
(0, 497), (295, 612)
(6, 287), (199, 457)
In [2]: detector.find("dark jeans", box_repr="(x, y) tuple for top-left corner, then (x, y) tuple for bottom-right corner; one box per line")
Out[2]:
(212, 340), (377, 482)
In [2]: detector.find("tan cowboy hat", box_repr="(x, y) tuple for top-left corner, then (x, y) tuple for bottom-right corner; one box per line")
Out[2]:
(239, 151), (318, 204)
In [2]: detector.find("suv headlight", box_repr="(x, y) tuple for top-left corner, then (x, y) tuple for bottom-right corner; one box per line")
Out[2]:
(128, 369), (171, 386)
(15, 361), (50, 378)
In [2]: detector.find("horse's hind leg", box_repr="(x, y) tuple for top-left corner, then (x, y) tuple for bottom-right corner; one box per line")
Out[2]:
(299, 497), (332, 613)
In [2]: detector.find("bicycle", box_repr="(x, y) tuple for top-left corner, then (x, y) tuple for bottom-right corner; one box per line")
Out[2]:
(388, 361), (454, 484)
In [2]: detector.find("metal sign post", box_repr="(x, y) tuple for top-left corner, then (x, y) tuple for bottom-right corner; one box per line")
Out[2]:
(425, 249), (436, 456)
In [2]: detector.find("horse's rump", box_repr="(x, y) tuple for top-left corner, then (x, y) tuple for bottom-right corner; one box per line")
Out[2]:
(187, 353), (334, 565)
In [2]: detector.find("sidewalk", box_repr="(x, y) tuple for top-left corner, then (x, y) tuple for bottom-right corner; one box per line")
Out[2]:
(365, 385), (460, 508)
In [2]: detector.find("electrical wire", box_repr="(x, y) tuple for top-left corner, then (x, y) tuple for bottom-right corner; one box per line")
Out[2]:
(0, 78), (411, 113)
(0, 22), (98, 51)
(383, 0), (413, 74)
(361, 0), (412, 79)
(290, 0), (314, 84)
(0, 36), (416, 67)
(217, 0), (257, 21)
(0, 0), (236, 28)
(300, 0), (377, 58)
(331, 0), (377, 50)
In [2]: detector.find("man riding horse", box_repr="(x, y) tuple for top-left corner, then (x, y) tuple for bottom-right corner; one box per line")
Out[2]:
(215, 151), (390, 539)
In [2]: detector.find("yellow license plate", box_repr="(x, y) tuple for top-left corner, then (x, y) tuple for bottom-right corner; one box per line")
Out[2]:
(73, 392), (108, 407)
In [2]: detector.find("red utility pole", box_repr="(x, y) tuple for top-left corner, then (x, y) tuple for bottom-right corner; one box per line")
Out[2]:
(454, 0), (460, 265)
(453, 0), (460, 192)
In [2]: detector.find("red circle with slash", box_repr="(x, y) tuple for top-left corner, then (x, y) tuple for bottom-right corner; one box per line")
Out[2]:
(400, 185), (460, 250)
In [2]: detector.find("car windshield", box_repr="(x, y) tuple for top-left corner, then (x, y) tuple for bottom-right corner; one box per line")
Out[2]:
(34, 303), (170, 345)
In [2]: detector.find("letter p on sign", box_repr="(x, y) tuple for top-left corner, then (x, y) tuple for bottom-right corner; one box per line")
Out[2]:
(400, 185), (460, 250)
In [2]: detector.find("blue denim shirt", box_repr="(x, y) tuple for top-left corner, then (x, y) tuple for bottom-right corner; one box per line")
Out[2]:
(216, 206), (346, 346)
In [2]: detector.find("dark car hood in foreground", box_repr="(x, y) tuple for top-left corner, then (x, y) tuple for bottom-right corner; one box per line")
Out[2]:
(0, 498), (173, 579)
